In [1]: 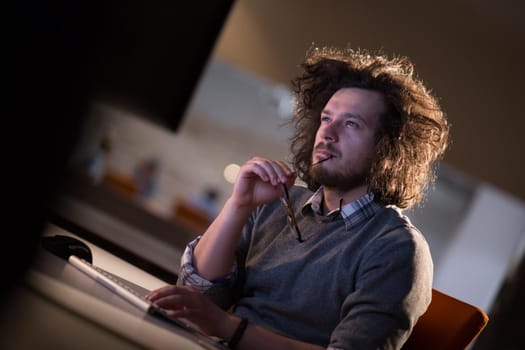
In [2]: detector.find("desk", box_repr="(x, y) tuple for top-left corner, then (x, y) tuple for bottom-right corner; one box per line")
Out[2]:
(0, 224), (226, 350)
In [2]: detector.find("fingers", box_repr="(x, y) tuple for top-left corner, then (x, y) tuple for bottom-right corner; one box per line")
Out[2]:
(232, 157), (297, 208)
(145, 285), (227, 335)
(146, 285), (204, 312)
(243, 157), (295, 186)
(150, 294), (190, 310)
(145, 285), (196, 302)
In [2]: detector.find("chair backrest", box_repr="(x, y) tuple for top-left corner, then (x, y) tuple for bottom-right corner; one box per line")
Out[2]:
(402, 289), (489, 350)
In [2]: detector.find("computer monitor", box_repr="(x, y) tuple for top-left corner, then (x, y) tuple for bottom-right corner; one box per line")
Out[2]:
(6, 0), (234, 304)
(91, 1), (234, 131)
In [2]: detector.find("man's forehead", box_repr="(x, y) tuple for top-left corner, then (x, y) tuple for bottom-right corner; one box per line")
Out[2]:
(323, 88), (387, 117)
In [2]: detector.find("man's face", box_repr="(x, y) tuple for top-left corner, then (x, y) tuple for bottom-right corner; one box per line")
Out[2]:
(310, 87), (386, 191)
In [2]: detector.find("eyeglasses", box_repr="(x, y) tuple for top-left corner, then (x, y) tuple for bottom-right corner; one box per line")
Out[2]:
(281, 184), (304, 242)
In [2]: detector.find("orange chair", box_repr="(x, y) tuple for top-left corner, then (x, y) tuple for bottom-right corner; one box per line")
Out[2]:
(402, 289), (489, 350)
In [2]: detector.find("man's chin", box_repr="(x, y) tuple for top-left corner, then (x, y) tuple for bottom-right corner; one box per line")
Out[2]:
(310, 168), (367, 191)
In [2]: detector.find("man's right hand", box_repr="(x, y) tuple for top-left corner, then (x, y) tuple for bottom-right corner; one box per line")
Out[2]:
(192, 157), (296, 281)
(231, 157), (296, 209)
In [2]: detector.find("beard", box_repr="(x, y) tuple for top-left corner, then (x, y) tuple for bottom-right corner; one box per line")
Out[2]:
(309, 161), (369, 192)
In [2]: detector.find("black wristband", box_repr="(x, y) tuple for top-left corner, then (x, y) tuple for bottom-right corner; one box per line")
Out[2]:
(228, 317), (248, 349)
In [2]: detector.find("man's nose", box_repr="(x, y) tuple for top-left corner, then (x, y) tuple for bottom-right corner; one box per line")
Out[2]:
(320, 121), (338, 142)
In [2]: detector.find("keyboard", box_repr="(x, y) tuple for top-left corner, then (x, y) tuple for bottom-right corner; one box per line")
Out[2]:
(68, 255), (229, 350)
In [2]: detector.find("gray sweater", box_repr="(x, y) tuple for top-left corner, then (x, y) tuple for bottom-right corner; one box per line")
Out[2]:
(180, 186), (433, 350)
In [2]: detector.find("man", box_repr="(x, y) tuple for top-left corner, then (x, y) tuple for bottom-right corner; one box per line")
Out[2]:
(147, 46), (449, 350)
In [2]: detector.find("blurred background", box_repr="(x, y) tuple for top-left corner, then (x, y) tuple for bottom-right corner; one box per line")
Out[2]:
(7, 0), (524, 349)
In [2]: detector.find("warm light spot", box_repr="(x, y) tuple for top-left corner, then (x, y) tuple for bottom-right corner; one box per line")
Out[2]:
(224, 163), (240, 184)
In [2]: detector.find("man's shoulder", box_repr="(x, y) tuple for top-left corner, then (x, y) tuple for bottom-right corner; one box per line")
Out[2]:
(367, 205), (429, 249)
(373, 205), (413, 226)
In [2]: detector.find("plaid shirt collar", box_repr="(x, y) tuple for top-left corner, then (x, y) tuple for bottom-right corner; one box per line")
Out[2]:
(302, 187), (380, 228)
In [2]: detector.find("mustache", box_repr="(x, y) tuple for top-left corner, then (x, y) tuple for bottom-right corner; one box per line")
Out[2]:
(314, 143), (340, 157)
(312, 143), (339, 166)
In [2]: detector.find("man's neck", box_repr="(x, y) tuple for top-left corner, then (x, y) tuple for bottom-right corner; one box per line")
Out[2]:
(322, 185), (368, 213)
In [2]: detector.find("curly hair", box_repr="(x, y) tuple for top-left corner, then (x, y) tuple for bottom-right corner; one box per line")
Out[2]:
(290, 46), (449, 209)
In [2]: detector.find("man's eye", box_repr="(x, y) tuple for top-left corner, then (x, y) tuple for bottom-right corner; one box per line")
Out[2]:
(345, 120), (358, 128)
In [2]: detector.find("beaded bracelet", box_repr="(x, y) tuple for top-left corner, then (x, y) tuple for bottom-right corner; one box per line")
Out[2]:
(228, 317), (248, 349)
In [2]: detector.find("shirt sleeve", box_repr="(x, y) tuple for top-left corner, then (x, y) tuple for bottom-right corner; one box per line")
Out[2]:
(177, 235), (244, 310)
(178, 236), (237, 291)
